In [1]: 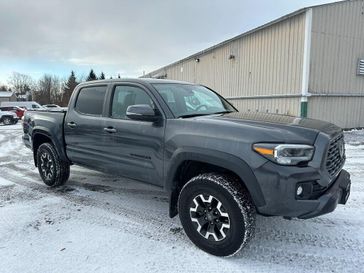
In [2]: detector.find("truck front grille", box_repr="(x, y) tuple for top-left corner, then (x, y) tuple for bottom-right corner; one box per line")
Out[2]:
(326, 134), (345, 177)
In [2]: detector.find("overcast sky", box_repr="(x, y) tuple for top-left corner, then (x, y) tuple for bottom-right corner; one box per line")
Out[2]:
(0, 0), (339, 84)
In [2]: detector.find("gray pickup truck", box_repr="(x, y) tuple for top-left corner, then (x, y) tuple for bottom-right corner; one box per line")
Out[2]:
(23, 78), (351, 256)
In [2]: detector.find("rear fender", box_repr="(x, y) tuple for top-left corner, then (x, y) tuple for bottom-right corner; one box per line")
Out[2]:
(32, 127), (69, 165)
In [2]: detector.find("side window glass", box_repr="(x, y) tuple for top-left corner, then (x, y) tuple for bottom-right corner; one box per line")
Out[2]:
(111, 86), (154, 119)
(75, 86), (107, 115)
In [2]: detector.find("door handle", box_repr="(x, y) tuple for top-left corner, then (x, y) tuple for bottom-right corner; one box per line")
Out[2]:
(104, 127), (117, 133)
(67, 121), (77, 128)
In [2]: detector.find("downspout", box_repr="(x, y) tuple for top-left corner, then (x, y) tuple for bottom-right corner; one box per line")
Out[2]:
(301, 8), (313, 118)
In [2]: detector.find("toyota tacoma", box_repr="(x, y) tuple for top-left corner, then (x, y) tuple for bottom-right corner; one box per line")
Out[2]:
(22, 79), (351, 256)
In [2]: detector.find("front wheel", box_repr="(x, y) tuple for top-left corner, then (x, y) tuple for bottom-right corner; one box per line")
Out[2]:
(178, 173), (256, 256)
(37, 143), (70, 187)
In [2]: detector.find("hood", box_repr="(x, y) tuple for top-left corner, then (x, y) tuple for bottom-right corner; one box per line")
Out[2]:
(197, 111), (342, 139)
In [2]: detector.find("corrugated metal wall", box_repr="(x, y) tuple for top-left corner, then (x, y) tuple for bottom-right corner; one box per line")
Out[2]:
(149, 13), (307, 115)
(309, 96), (364, 128)
(308, 0), (364, 128)
(231, 97), (301, 116)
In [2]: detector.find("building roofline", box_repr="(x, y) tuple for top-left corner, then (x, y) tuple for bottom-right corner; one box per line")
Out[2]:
(143, 0), (349, 77)
(0, 91), (15, 98)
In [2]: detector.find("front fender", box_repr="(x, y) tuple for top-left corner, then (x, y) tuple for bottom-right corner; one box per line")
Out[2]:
(165, 147), (266, 208)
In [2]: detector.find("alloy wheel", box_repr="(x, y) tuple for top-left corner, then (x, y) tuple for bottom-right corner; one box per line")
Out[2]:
(40, 152), (54, 180)
(190, 194), (230, 242)
(3, 117), (11, 125)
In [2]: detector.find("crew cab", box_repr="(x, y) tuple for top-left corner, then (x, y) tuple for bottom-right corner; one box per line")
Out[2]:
(22, 79), (351, 256)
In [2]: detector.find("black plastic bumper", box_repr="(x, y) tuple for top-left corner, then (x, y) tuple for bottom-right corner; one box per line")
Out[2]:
(298, 169), (351, 219)
(254, 162), (351, 219)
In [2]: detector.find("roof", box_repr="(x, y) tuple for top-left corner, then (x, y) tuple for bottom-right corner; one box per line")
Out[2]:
(77, 78), (194, 87)
(0, 91), (14, 98)
(143, 0), (350, 77)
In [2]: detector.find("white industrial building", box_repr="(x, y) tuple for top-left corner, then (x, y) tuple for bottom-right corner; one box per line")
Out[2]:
(144, 0), (364, 129)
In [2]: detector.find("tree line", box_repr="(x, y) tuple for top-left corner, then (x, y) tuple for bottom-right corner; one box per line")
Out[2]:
(0, 69), (121, 106)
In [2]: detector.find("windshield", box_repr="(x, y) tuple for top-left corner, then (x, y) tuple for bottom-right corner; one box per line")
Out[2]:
(152, 83), (236, 118)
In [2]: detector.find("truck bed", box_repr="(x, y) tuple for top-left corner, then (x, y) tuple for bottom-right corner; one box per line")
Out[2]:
(22, 109), (68, 162)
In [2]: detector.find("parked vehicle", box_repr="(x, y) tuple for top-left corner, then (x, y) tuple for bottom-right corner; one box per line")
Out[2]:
(0, 106), (25, 118)
(0, 101), (43, 110)
(22, 79), (351, 256)
(42, 104), (61, 109)
(0, 110), (19, 125)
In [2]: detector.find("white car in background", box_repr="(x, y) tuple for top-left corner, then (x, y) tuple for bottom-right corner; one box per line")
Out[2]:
(0, 101), (43, 110)
(0, 110), (19, 125)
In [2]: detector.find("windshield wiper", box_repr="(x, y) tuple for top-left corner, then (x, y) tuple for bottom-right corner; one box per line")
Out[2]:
(178, 110), (234, 119)
(211, 110), (235, 115)
(178, 113), (212, 119)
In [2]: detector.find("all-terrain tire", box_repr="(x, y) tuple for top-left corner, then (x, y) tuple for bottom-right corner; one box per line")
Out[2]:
(36, 142), (70, 187)
(178, 173), (256, 257)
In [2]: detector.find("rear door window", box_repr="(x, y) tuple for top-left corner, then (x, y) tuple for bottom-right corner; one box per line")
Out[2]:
(75, 86), (107, 115)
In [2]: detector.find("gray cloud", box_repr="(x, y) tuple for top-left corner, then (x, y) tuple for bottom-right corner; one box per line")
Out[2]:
(0, 0), (337, 79)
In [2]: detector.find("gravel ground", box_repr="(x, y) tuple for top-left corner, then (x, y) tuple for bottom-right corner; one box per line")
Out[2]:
(0, 123), (363, 273)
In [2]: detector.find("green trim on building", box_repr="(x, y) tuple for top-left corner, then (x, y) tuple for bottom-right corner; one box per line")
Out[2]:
(300, 101), (308, 118)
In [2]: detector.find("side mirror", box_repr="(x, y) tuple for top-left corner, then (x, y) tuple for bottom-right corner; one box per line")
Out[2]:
(126, 104), (160, 122)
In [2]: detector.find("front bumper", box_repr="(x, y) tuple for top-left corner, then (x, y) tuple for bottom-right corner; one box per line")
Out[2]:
(298, 169), (350, 219)
(255, 164), (351, 219)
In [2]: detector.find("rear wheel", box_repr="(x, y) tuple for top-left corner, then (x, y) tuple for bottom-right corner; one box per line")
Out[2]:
(37, 143), (70, 187)
(3, 117), (12, 125)
(178, 173), (256, 256)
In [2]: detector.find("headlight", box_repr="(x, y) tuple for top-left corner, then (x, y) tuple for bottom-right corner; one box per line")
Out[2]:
(253, 143), (314, 165)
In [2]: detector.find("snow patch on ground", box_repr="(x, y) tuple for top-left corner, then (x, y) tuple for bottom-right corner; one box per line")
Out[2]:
(0, 176), (14, 186)
(1, 124), (364, 273)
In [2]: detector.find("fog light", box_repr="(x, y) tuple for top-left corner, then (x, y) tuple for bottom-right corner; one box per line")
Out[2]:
(297, 186), (303, 196)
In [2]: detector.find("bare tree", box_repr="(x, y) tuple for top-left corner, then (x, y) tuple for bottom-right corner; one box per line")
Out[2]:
(33, 74), (63, 105)
(7, 72), (34, 96)
(50, 76), (63, 105)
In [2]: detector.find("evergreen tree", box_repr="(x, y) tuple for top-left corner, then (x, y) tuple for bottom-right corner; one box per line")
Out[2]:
(62, 71), (78, 106)
(86, 69), (97, 81)
(100, 72), (105, 80)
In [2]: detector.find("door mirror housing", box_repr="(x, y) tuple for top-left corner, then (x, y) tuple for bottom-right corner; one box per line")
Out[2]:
(126, 104), (161, 122)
